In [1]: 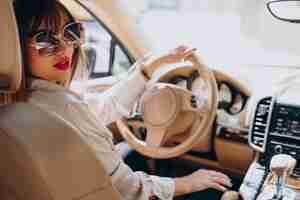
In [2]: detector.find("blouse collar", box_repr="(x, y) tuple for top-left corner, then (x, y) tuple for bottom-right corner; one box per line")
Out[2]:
(30, 78), (68, 92)
(30, 78), (85, 100)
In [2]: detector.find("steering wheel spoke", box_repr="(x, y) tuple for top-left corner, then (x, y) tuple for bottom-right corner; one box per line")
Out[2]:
(145, 127), (167, 147)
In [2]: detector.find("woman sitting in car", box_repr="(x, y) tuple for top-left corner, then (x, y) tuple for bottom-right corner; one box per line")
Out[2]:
(14, 0), (232, 199)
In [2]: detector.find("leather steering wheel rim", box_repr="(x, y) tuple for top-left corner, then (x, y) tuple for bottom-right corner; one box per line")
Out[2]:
(117, 54), (218, 159)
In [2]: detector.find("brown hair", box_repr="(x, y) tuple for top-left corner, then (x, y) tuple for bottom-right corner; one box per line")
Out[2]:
(14, 0), (84, 100)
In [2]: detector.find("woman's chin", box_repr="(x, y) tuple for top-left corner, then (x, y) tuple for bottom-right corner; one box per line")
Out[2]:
(50, 73), (71, 85)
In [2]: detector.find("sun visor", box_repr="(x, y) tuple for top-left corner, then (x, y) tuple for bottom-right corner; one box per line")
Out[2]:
(0, 0), (22, 92)
(60, 0), (92, 21)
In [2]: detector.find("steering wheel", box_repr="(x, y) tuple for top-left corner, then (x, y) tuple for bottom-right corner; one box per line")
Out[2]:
(116, 54), (218, 159)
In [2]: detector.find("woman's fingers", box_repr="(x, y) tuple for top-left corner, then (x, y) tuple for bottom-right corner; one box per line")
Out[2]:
(215, 171), (231, 179)
(207, 170), (231, 180)
(168, 46), (196, 61)
(140, 45), (197, 79)
(172, 45), (190, 54)
(211, 176), (233, 188)
(151, 45), (196, 65)
(209, 182), (228, 192)
(181, 169), (233, 193)
(207, 170), (233, 188)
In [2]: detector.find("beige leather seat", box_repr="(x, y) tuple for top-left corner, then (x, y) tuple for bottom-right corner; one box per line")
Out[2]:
(0, 0), (121, 199)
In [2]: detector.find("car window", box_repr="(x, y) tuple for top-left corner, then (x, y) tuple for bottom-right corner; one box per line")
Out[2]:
(112, 45), (132, 75)
(82, 20), (133, 78)
(83, 21), (111, 76)
(134, 0), (300, 67)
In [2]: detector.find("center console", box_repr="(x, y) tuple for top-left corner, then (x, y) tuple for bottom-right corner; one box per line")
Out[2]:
(239, 96), (300, 200)
(250, 97), (300, 178)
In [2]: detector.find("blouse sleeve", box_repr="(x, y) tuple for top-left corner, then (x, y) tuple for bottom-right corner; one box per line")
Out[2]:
(66, 100), (175, 200)
(84, 125), (175, 200)
(85, 62), (147, 126)
(112, 160), (175, 200)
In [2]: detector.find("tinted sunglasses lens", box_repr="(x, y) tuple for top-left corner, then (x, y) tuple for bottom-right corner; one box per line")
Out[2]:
(64, 22), (83, 43)
(38, 46), (57, 56)
(35, 32), (56, 47)
(34, 32), (57, 56)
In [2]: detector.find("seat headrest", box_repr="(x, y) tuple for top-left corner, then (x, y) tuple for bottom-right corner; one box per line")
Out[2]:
(0, 0), (22, 93)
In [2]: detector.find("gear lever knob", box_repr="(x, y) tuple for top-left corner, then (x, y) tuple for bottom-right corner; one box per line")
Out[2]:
(270, 154), (297, 176)
(221, 191), (242, 200)
(270, 154), (297, 199)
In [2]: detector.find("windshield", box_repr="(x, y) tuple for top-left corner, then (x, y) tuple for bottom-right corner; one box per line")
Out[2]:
(126, 0), (300, 68)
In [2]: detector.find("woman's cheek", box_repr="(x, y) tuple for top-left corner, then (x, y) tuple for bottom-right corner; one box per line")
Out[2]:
(27, 48), (46, 75)
(66, 46), (75, 63)
(26, 47), (57, 80)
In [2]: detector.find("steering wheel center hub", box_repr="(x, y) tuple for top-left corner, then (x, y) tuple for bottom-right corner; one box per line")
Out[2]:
(141, 84), (179, 127)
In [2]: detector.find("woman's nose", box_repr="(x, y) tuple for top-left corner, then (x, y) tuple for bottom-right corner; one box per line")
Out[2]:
(54, 42), (68, 55)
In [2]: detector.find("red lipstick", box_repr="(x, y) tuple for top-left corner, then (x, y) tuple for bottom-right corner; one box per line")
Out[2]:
(53, 58), (70, 71)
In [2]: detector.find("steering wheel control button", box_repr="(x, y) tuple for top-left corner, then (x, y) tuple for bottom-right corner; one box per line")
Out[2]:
(191, 95), (197, 108)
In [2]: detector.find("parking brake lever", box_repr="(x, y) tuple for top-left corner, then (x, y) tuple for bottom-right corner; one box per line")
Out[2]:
(270, 154), (297, 200)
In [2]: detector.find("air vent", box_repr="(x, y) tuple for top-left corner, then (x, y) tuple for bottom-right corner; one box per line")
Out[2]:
(249, 96), (273, 152)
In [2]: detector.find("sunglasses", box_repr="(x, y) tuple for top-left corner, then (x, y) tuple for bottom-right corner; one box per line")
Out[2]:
(29, 22), (84, 57)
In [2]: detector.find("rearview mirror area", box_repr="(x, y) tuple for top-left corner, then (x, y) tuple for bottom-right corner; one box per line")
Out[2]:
(267, 0), (300, 23)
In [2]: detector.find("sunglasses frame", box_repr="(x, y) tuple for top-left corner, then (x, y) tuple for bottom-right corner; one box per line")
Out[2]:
(28, 22), (84, 56)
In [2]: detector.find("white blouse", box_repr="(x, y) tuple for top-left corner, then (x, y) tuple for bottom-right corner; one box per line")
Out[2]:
(28, 65), (175, 200)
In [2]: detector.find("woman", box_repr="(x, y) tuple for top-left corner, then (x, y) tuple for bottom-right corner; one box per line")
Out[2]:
(14, 0), (232, 199)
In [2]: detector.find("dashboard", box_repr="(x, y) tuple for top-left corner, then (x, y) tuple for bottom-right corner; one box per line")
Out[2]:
(125, 69), (254, 173)
(218, 82), (248, 115)
(249, 96), (300, 178)
(165, 73), (251, 150)
(163, 70), (300, 177)
(168, 75), (248, 116)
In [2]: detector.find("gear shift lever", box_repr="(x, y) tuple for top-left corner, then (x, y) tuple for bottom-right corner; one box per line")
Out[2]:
(270, 154), (297, 200)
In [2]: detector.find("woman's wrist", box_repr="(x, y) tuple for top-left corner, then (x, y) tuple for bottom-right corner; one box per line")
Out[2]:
(139, 53), (163, 80)
(174, 176), (193, 196)
(134, 53), (156, 81)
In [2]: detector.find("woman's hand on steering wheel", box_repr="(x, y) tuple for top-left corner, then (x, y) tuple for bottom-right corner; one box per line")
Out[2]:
(141, 45), (196, 79)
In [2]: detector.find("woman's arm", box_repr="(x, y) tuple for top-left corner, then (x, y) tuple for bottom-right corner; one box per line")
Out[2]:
(85, 61), (147, 126)
(88, 133), (232, 199)
(85, 46), (198, 126)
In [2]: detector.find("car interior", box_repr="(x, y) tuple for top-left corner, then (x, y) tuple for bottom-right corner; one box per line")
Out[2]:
(0, 0), (121, 199)
(1, 0), (300, 199)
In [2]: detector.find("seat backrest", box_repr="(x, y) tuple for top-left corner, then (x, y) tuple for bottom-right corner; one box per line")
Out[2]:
(0, 103), (121, 200)
(0, 0), (22, 105)
(0, 0), (121, 199)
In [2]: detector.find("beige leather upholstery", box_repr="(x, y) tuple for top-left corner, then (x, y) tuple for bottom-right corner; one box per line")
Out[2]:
(0, 0), (22, 92)
(0, 0), (22, 105)
(0, 103), (121, 200)
(0, 0), (121, 199)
